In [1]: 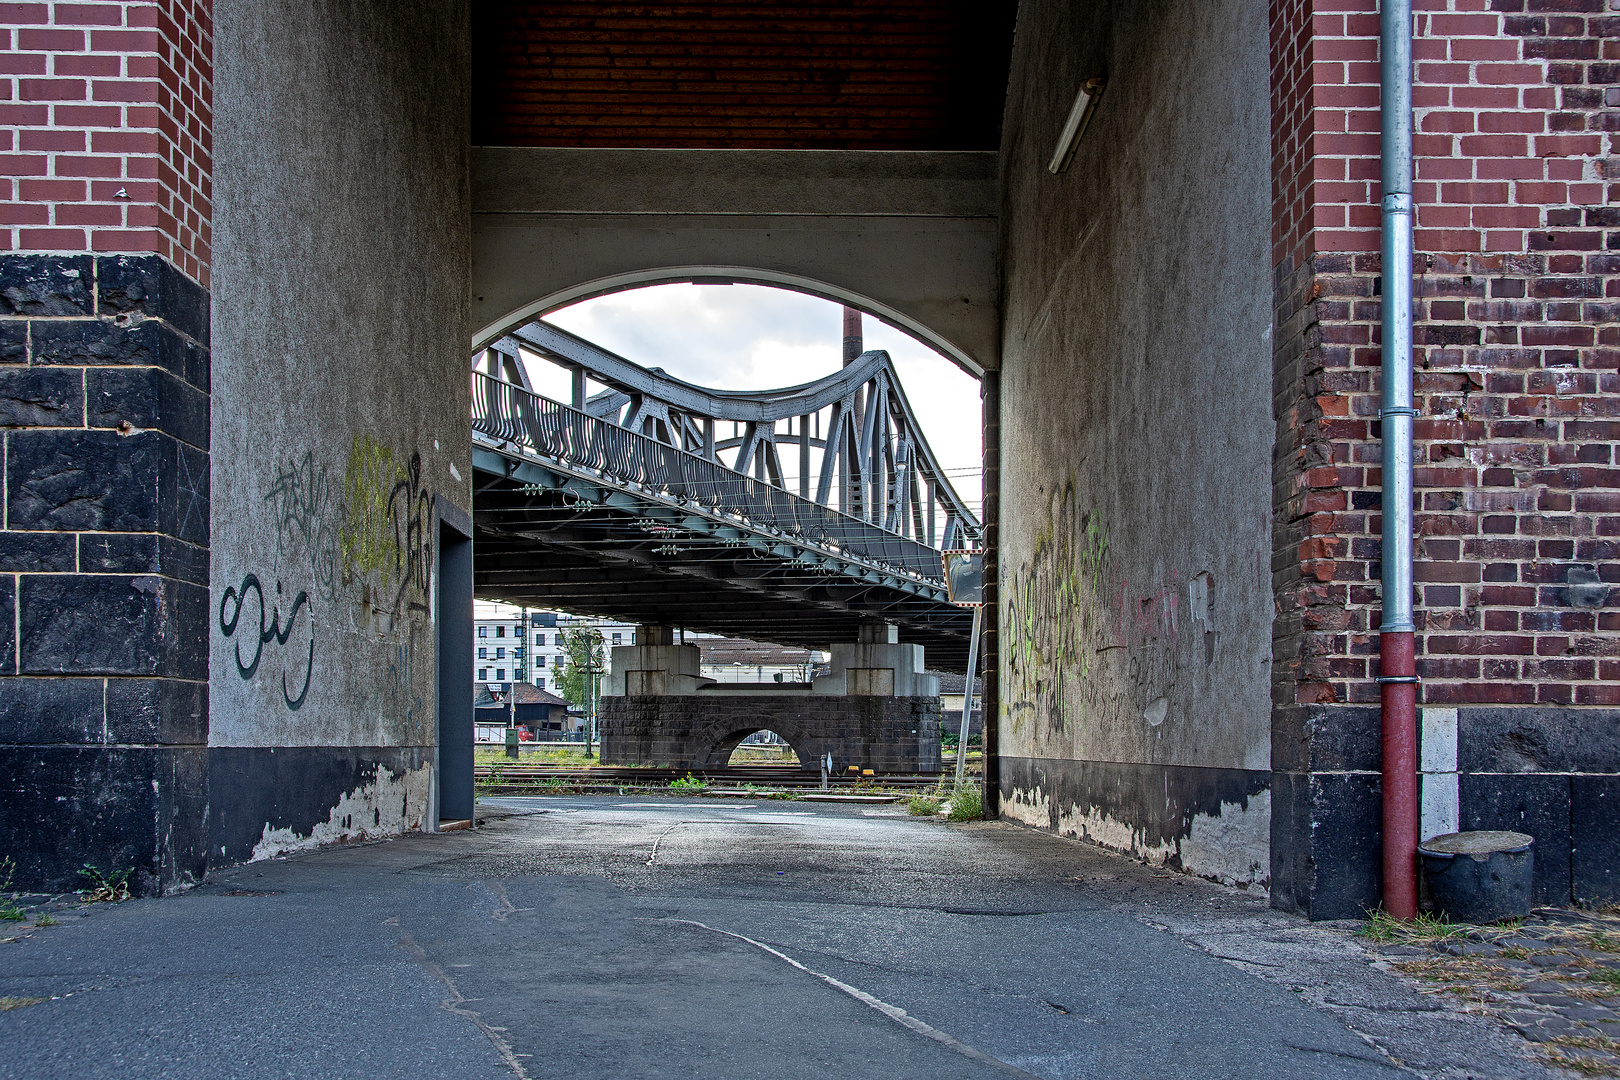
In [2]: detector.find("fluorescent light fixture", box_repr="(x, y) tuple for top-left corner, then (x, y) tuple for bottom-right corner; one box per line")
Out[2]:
(1047, 77), (1106, 175)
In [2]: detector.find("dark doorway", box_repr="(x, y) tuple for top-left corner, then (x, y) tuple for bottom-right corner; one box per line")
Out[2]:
(437, 505), (474, 825)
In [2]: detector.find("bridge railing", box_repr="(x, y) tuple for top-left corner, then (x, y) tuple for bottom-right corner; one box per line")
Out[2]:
(472, 372), (947, 583)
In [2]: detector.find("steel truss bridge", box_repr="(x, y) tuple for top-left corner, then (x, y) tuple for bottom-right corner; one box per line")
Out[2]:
(470, 319), (981, 668)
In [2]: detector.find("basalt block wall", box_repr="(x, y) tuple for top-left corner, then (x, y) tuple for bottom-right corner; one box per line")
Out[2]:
(994, 0), (1276, 891)
(0, 1), (214, 894)
(1271, 1), (1620, 916)
(208, 0), (471, 865)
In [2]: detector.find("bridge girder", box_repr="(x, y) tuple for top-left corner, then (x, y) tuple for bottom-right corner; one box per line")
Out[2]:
(471, 447), (974, 670)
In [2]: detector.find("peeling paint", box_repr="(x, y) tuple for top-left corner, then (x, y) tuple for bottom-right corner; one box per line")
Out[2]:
(1178, 791), (1270, 889)
(250, 760), (432, 861)
(1000, 757), (1271, 891)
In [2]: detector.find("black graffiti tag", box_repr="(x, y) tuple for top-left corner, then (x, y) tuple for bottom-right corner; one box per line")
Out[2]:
(220, 573), (316, 711)
(388, 451), (433, 616)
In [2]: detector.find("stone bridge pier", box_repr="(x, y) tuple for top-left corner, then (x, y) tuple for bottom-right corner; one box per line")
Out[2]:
(600, 626), (943, 774)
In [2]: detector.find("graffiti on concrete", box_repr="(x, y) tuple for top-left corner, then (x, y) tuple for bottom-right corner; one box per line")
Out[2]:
(221, 433), (437, 713)
(387, 627), (424, 729)
(1002, 481), (1210, 742)
(1003, 483), (1111, 735)
(219, 572), (316, 710)
(389, 451), (433, 617)
(341, 433), (402, 584)
(264, 451), (339, 601)
(340, 434), (433, 617)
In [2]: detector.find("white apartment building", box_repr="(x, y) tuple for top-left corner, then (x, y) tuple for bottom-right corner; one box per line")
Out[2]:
(473, 601), (637, 693)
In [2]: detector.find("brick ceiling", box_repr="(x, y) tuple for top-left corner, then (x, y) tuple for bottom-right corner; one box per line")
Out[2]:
(472, 1), (1018, 150)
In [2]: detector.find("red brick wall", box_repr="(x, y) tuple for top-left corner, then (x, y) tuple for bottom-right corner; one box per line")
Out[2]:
(1273, 1), (1619, 711)
(0, 1), (211, 285)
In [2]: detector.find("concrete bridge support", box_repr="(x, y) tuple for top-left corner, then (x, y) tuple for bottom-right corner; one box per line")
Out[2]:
(600, 624), (943, 773)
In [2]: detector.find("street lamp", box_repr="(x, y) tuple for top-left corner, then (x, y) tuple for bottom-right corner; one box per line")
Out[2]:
(582, 661), (604, 758)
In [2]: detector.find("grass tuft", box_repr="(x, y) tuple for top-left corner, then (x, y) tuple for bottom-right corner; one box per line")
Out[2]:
(907, 795), (941, 816)
(1358, 908), (1470, 943)
(0, 858), (25, 922)
(1588, 968), (1620, 991)
(947, 783), (983, 822)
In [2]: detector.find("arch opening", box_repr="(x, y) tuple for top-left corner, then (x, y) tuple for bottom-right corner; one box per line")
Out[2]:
(722, 730), (801, 769)
(473, 265), (988, 379)
(474, 280), (985, 526)
(705, 727), (806, 772)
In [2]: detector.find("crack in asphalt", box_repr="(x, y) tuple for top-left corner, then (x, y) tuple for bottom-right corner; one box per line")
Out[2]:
(660, 917), (1045, 1079)
(391, 921), (533, 1080)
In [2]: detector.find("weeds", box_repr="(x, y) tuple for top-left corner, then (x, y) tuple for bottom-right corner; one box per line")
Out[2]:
(1587, 968), (1620, 991)
(947, 783), (983, 822)
(907, 795), (941, 816)
(1358, 908), (1471, 944)
(741, 783), (797, 801)
(1393, 956), (1527, 996)
(77, 864), (131, 903)
(31, 913), (58, 927)
(1539, 1047), (1619, 1077)
(670, 774), (706, 793)
(0, 858), (24, 922)
(0, 997), (46, 1011)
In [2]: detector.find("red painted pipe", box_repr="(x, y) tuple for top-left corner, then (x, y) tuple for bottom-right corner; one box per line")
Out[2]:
(1380, 631), (1419, 920)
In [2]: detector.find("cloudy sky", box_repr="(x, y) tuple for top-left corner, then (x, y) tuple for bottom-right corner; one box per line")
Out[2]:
(525, 283), (985, 513)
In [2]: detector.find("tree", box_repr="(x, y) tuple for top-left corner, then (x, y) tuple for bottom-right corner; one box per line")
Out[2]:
(555, 625), (606, 712)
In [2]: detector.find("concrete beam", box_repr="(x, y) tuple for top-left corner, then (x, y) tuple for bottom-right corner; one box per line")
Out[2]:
(470, 148), (1001, 375)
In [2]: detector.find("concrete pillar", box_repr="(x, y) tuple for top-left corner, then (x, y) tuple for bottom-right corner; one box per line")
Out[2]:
(606, 641), (707, 696)
(813, 627), (939, 697)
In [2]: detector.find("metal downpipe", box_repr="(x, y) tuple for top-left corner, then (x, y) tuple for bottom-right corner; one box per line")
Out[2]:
(1378, 0), (1419, 920)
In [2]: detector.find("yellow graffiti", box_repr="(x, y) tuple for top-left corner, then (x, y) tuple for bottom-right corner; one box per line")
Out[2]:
(340, 433), (405, 588)
(1002, 481), (1112, 737)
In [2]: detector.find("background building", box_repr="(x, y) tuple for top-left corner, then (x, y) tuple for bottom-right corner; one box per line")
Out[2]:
(693, 635), (828, 685)
(474, 601), (636, 693)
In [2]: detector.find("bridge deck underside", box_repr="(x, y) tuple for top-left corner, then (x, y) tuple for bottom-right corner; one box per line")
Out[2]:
(473, 452), (974, 670)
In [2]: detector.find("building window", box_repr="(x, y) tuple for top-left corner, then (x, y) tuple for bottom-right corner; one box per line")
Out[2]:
(535, 633), (544, 646)
(497, 669), (506, 681)
(478, 647), (487, 659)
(612, 632), (622, 645)
(495, 647), (505, 659)
(536, 677), (546, 689)
(535, 655), (545, 667)
(478, 668), (488, 680)
(515, 647), (523, 659)
(496, 626), (505, 638)
(478, 626), (488, 638)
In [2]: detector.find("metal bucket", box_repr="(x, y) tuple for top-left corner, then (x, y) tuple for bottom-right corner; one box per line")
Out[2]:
(1418, 830), (1534, 923)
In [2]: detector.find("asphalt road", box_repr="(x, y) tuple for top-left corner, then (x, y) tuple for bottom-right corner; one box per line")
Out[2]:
(0, 797), (1557, 1079)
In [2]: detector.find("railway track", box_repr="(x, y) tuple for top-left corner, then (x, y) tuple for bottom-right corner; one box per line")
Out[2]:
(473, 762), (957, 791)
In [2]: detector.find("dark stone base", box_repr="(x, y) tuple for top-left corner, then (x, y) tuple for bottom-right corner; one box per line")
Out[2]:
(601, 695), (942, 773)
(1269, 768), (1382, 919)
(998, 755), (1271, 882)
(1271, 705), (1620, 918)
(207, 746), (434, 865)
(0, 746), (207, 896)
(0, 252), (212, 896)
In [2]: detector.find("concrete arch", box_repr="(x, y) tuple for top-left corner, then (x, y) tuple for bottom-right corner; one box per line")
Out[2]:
(474, 265), (987, 378)
(470, 146), (1001, 377)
